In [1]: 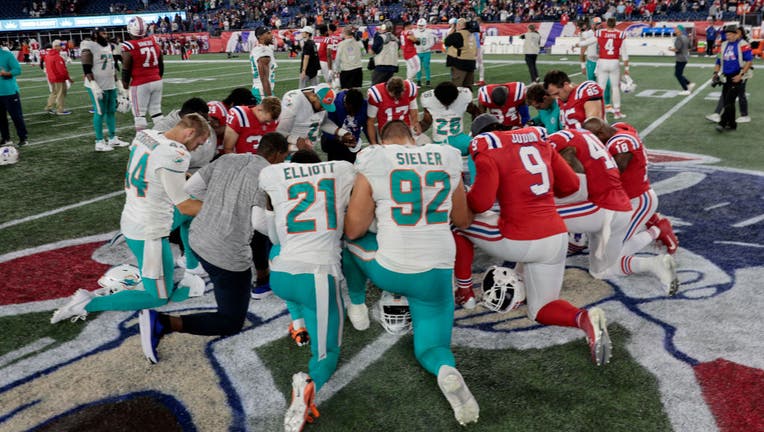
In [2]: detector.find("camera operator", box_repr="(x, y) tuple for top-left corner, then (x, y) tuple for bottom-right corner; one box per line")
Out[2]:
(706, 25), (753, 124)
(371, 21), (399, 85)
(444, 18), (477, 89)
(712, 23), (753, 132)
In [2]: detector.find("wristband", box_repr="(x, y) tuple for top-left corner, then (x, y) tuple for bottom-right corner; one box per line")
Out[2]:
(580, 62), (586, 69)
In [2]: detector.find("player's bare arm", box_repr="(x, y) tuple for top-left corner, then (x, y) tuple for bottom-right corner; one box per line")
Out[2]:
(222, 127), (239, 154)
(420, 109), (433, 132)
(344, 174), (375, 239)
(613, 152), (633, 173)
(366, 117), (378, 145)
(257, 56), (272, 96)
(157, 51), (164, 77)
(583, 100), (603, 119)
(467, 102), (482, 120)
(559, 147), (585, 173)
(121, 51), (132, 87)
(176, 198), (203, 216)
(81, 48), (94, 81)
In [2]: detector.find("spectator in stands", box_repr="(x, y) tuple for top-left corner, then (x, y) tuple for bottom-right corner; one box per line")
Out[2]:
(0, 42), (29, 147)
(299, 26), (320, 88)
(43, 40), (72, 116)
(669, 25), (695, 96)
(444, 18), (477, 89)
(521, 23), (541, 83)
(371, 21), (400, 85)
(712, 23), (753, 132)
(321, 88), (367, 162)
(334, 26), (364, 89)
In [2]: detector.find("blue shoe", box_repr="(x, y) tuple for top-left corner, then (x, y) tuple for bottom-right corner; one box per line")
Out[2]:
(139, 310), (165, 364)
(251, 282), (272, 299)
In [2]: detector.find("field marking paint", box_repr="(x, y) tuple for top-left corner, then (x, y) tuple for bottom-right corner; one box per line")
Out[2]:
(0, 338), (56, 369)
(713, 240), (764, 248)
(704, 202), (731, 211)
(0, 191), (124, 231)
(731, 213), (764, 228)
(641, 79), (713, 139)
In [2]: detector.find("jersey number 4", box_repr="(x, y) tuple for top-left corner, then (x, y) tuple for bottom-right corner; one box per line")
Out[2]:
(125, 148), (149, 197)
(286, 178), (337, 233)
(390, 169), (450, 225)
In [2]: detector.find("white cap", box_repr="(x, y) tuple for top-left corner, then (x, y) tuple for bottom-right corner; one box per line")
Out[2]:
(417, 18), (427, 27)
(51, 39), (62, 48)
(448, 18), (458, 25)
(300, 26), (314, 34)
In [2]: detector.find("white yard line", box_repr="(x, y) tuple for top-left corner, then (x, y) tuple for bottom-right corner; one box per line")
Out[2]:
(641, 78), (713, 139)
(731, 213), (764, 228)
(0, 191), (124, 231)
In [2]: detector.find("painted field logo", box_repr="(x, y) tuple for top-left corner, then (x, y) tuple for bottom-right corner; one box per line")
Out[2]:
(0, 157), (762, 431)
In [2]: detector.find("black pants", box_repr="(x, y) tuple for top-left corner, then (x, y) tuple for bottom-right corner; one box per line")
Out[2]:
(719, 75), (743, 129)
(525, 54), (539, 82)
(371, 68), (395, 85)
(674, 61), (689, 90)
(715, 79), (747, 116)
(177, 254), (252, 336)
(339, 68), (363, 89)
(251, 230), (271, 277)
(0, 92), (28, 142)
(706, 41), (714, 56)
(321, 133), (358, 163)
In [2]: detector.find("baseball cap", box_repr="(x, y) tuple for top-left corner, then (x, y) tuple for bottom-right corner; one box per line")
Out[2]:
(301, 26), (314, 35)
(448, 18), (458, 25)
(592, 17), (602, 25)
(314, 84), (336, 112)
(677, 24), (686, 34)
(255, 26), (271, 37)
(471, 113), (500, 136)
(723, 23), (738, 33)
(51, 39), (62, 48)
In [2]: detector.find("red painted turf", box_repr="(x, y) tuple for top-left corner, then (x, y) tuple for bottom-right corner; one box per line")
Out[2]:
(695, 358), (764, 432)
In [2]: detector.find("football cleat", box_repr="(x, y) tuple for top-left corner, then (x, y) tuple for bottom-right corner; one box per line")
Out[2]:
(185, 263), (209, 279)
(454, 287), (476, 309)
(284, 372), (320, 432)
(347, 302), (370, 331)
(289, 323), (310, 347)
(576, 307), (612, 366)
(613, 111), (627, 120)
(647, 214), (678, 254)
(605, 104), (615, 114)
(567, 232), (588, 256)
(652, 254), (679, 296)
(139, 309), (165, 364)
(94, 140), (114, 152)
(705, 113), (721, 123)
(108, 136), (130, 147)
(50, 289), (93, 324)
(437, 365), (480, 426)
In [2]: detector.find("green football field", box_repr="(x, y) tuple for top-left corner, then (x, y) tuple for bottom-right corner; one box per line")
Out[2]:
(0, 53), (762, 431)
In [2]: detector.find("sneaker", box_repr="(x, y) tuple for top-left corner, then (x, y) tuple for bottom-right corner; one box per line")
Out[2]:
(650, 214), (678, 254)
(576, 307), (612, 366)
(652, 255), (679, 296)
(108, 136), (130, 147)
(94, 140), (114, 152)
(251, 281), (272, 299)
(455, 287), (476, 309)
(50, 289), (93, 324)
(425, 80), (431, 86)
(678, 90), (691, 96)
(138, 310), (165, 364)
(347, 302), (369, 330)
(18, 140), (28, 147)
(289, 323), (310, 347)
(185, 263), (209, 279)
(1, 139), (12, 145)
(613, 111), (626, 120)
(47, 109), (56, 114)
(437, 365), (480, 426)
(284, 372), (320, 432)
(705, 113), (721, 122)
(687, 82), (696, 92)
(605, 104), (615, 114)
(56, 111), (72, 116)
(736, 115), (751, 123)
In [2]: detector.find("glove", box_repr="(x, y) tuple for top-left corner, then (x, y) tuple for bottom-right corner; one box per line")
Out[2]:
(85, 78), (103, 100)
(117, 81), (130, 99)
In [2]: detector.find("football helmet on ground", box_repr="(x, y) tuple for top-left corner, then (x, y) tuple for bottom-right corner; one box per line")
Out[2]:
(97, 264), (142, 294)
(620, 75), (637, 93)
(481, 265), (526, 313)
(117, 94), (131, 113)
(378, 291), (412, 335)
(0, 145), (19, 166)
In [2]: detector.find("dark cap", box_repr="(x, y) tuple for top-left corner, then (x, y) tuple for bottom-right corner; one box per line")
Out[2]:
(723, 23), (739, 33)
(471, 113), (501, 136)
(255, 26), (271, 37)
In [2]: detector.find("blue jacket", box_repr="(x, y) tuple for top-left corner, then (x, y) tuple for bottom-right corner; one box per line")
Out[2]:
(322, 90), (368, 143)
(706, 26), (717, 41)
(0, 49), (21, 96)
(716, 39), (754, 75)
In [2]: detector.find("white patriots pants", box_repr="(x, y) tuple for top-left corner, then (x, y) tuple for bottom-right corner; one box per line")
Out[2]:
(621, 188), (659, 256)
(457, 211), (568, 320)
(596, 58), (621, 109)
(130, 80), (163, 128)
(405, 56), (421, 81)
(320, 61), (332, 83)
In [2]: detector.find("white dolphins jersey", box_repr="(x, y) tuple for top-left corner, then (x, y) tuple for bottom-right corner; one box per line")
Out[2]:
(277, 88), (329, 144)
(259, 161), (355, 271)
(420, 87), (472, 144)
(250, 44), (277, 95)
(121, 130), (190, 240)
(355, 144), (463, 273)
(81, 40), (116, 90)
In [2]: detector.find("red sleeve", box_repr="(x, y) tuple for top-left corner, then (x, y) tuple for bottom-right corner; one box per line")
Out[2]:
(54, 58), (69, 81)
(580, 82), (603, 102)
(466, 154), (499, 213)
(550, 150), (580, 198)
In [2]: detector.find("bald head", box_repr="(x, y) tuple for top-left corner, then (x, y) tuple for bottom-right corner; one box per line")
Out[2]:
(582, 117), (616, 143)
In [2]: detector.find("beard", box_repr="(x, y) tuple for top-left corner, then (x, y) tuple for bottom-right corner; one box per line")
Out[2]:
(96, 35), (109, 47)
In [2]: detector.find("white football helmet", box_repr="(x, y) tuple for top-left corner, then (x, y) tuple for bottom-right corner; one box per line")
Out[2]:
(620, 75), (637, 93)
(481, 266), (526, 313)
(417, 18), (427, 29)
(127, 16), (146, 38)
(117, 94), (131, 113)
(378, 291), (412, 335)
(0, 145), (19, 166)
(97, 264), (142, 294)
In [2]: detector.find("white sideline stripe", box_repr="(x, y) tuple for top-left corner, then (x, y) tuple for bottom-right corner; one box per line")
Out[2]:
(650, 172), (707, 196)
(713, 240), (764, 248)
(704, 202), (730, 211)
(0, 192), (123, 231)
(315, 332), (401, 404)
(0, 231), (116, 264)
(0, 338), (55, 368)
(731, 213), (764, 228)
(641, 78), (712, 138)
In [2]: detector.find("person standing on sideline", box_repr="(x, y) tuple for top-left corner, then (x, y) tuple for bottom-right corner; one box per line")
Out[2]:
(371, 21), (400, 85)
(81, 27), (129, 152)
(521, 24), (541, 83)
(249, 26), (277, 103)
(299, 26), (320, 88)
(0, 42), (29, 146)
(43, 40), (72, 115)
(670, 25), (695, 96)
(575, 18), (613, 112)
(333, 27), (364, 89)
(122, 16), (165, 131)
(712, 23), (753, 132)
(443, 18), (477, 89)
(705, 25), (752, 124)
(705, 21), (718, 57)
(400, 21), (421, 82)
(413, 18), (435, 86)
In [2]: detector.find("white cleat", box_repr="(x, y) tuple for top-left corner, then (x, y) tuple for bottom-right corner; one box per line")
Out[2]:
(437, 365), (479, 426)
(653, 254), (680, 296)
(284, 372), (319, 432)
(705, 113), (721, 123)
(578, 307), (612, 366)
(50, 289), (93, 324)
(347, 303), (370, 331)
(108, 136), (130, 147)
(736, 116), (751, 123)
(94, 140), (114, 152)
(687, 82), (696, 92)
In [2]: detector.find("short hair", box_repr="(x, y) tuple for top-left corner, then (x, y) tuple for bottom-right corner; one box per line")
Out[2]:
(606, 17), (616, 28)
(257, 132), (289, 157)
(179, 97), (209, 117)
(318, 24), (329, 36)
(329, 23), (337, 32)
(223, 87), (258, 107)
(543, 70), (570, 89)
(290, 149), (322, 164)
(260, 96), (282, 120)
(343, 26), (354, 36)
(343, 88), (364, 113)
(490, 86), (509, 107)
(434, 81), (459, 107)
(178, 113), (210, 138)
(386, 76), (405, 99)
(380, 120), (413, 143)
(526, 83), (548, 103)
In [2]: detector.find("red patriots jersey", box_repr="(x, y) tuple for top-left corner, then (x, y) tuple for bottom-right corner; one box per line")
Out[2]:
(315, 35), (329, 62)
(121, 37), (162, 86)
(367, 80), (419, 129)
(478, 82), (527, 128)
(226, 105), (279, 154)
(605, 127), (650, 199)
(595, 29), (626, 60)
(548, 129), (631, 211)
(401, 30), (418, 60)
(329, 33), (341, 60)
(559, 81), (604, 129)
(467, 127), (580, 240)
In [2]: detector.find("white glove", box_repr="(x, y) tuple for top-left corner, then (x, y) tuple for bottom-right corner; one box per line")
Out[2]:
(117, 80), (129, 99)
(84, 78), (103, 100)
